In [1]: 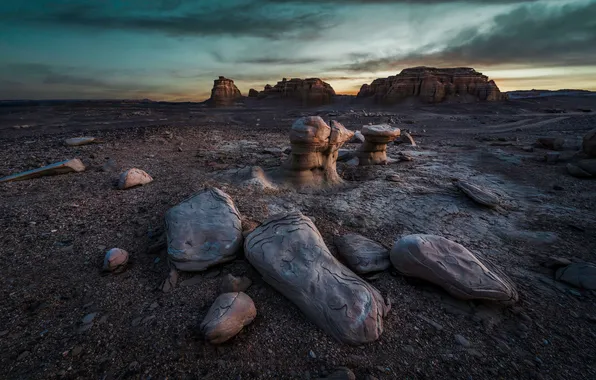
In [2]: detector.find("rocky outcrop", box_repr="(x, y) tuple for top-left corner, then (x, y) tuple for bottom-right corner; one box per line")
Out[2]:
(103, 248), (129, 273)
(118, 168), (153, 189)
(248, 88), (259, 97)
(357, 67), (503, 104)
(208, 76), (242, 107)
(255, 78), (335, 106)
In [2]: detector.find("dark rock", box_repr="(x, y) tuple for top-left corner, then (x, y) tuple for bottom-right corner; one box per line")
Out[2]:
(334, 233), (390, 274)
(556, 263), (596, 290)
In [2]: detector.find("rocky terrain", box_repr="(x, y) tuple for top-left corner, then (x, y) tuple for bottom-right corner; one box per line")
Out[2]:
(0, 94), (596, 380)
(358, 67), (503, 104)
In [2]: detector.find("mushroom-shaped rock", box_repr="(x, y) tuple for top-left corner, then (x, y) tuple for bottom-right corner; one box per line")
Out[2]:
(457, 180), (500, 208)
(220, 274), (252, 293)
(103, 248), (129, 273)
(118, 168), (153, 189)
(390, 234), (518, 303)
(0, 158), (85, 183)
(358, 124), (401, 165)
(279, 117), (354, 188)
(584, 129), (596, 157)
(555, 263), (596, 290)
(334, 234), (390, 274)
(244, 212), (390, 345)
(165, 188), (242, 271)
(200, 292), (256, 344)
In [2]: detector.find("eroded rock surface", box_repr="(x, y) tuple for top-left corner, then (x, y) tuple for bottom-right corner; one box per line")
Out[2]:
(556, 263), (596, 290)
(358, 124), (401, 165)
(334, 233), (390, 274)
(118, 168), (153, 189)
(357, 67), (503, 104)
(0, 158), (86, 182)
(390, 234), (518, 303)
(208, 76), (242, 107)
(165, 188), (242, 271)
(256, 78), (335, 106)
(200, 292), (256, 344)
(244, 212), (390, 345)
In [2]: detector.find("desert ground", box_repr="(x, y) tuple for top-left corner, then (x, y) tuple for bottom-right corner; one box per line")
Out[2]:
(1, 95), (596, 379)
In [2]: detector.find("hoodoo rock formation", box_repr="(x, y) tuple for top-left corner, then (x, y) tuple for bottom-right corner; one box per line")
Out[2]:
(357, 67), (504, 104)
(208, 76), (242, 107)
(255, 78), (335, 106)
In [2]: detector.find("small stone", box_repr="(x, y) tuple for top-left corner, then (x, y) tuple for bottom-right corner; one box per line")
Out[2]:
(386, 174), (400, 182)
(220, 274), (252, 293)
(103, 248), (129, 273)
(454, 334), (471, 347)
(17, 351), (30, 361)
(131, 317), (142, 327)
(161, 268), (179, 293)
(71, 346), (83, 357)
(81, 313), (97, 325)
(118, 168), (153, 190)
(309, 350), (317, 359)
(65, 137), (98, 146)
(200, 292), (257, 344)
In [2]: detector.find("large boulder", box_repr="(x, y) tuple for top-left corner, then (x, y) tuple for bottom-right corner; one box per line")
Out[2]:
(583, 129), (596, 157)
(208, 76), (242, 107)
(555, 263), (596, 290)
(255, 78), (335, 106)
(0, 158), (85, 182)
(334, 233), (390, 274)
(244, 212), (390, 345)
(357, 67), (503, 104)
(390, 234), (518, 303)
(165, 188), (243, 271)
(200, 292), (256, 344)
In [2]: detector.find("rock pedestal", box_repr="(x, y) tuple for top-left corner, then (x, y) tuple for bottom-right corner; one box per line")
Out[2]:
(244, 212), (390, 345)
(278, 117), (354, 188)
(208, 76), (242, 107)
(357, 125), (401, 165)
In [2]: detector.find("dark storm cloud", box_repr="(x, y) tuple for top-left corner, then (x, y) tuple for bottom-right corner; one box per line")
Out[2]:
(338, 1), (596, 72)
(2, 1), (335, 40)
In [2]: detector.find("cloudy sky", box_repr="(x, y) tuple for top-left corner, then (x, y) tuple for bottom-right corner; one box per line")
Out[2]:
(1, 0), (595, 101)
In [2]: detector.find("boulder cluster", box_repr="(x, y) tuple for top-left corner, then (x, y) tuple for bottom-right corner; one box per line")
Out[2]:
(357, 67), (504, 104)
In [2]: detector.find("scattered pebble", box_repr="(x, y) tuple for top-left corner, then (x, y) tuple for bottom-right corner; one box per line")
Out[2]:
(454, 334), (471, 348)
(81, 313), (97, 325)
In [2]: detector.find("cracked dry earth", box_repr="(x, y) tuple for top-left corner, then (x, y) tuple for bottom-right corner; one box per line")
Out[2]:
(1, 97), (596, 379)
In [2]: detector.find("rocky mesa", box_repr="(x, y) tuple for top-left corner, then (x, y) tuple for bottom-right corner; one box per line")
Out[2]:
(208, 76), (242, 107)
(251, 78), (336, 106)
(357, 67), (504, 104)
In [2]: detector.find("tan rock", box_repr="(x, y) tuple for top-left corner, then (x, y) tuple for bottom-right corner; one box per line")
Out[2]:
(103, 248), (129, 273)
(583, 129), (596, 157)
(390, 234), (518, 303)
(334, 233), (390, 274)
(0, 158), (85, 182)
(255, 78), (335, 106)
(208, 76), (242, 107)
(65, 137), (99, 146)
(117, 168), (153, 189)
(200, 292), (256, 344)
(357, 124), (401, 165)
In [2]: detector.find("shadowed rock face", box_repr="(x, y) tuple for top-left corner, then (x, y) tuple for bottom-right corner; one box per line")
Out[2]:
(165, 188), (243, 271)
(357, 67), (503, 104)
(357, 124), (401, 165)
(390, 234), (518, 304)
(584, 129), (596, 157)
(200, 292), (256, 344)
(244, 212), (390, 345)
(209, 76), (242, 107)
(556, 263), (596, 290)
(256, 78), (336, 106)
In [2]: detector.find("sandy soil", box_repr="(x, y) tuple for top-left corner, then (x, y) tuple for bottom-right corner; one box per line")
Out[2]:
(1, 96), (595, 379)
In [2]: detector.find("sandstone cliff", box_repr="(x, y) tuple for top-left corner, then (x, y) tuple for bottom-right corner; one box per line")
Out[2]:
(208, 76), (242, 107)
(255, 78), (336, 106)
(357, 67), (504, 104)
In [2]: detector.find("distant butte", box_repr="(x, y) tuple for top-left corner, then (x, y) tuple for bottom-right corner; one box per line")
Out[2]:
(253, 78), (336, 106)
(208, 76), (242, 107)
(357, 67), (505, 104)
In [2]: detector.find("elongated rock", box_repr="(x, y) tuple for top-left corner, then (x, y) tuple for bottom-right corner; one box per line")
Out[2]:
(390, 234), (518, 303)
(65, 137), (98, 146)
(457, 180), (500, 208)
(200, 292), (256, 344)
(166, 188), (242, 271)
(334, 233), (390, 274)
(556, 263), (596, 290)
(118, 168), (153, 189)
(245, 212), (390, 345)
(0, 159), (85, 183)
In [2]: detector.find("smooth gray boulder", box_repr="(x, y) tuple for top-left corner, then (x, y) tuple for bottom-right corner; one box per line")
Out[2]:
(334, 233), (390, 274)
(244, 212), (390, 345)
(0, 158), (85, 183)
(200, 292), (256, 344)
(556, 263), (596, 290)
(166, 188), (243, 271)
(390, 234), (518, 304)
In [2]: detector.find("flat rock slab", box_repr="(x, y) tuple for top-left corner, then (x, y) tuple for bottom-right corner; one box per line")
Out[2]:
(457, 180), (500, 208)
(244, 212), (390, 345)
(556, 263), (596, 290)
(118, 168), (153, 189)
(200, 292), (256, 344)
(390, 234), (518, 303)
(0, 158), (85, 183)
(334, 233), (390, 274)
(65, 137), (99, 146)
(166, 188), (242, 271)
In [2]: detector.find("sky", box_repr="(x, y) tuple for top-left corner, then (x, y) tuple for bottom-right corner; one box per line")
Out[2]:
(1, 0), (595, 101)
